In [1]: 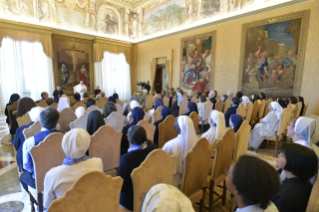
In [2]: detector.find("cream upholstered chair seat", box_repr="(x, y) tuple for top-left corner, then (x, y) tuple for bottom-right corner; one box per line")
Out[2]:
(69, 115), (88, 130)
(145, 95), (153, 110)
(104, 111), (126, 131)
(163, 96), (169, 107)
(23, 121), (42, 140)
(96, 100), (105, 109)
(59, 108), (77, 132)
(233, 121), (251, 162)
(71, 101), (86, 111)
(236, 104), (245, 118)
(158, 115), (177, 148)
(17, 112), (32, 127)
(50, 103), (58, 110)
(179, 98), (188, 115)
(215, 99), (223, 113)
(222, 98), (231, 114)
(189, 112), (200, 134)
(137, 120), (156, 143)
(152, 109), (162, 124)
(86, 105), (103, 116)
(245, 102), (253, 123)
(37, 100), (48, 108)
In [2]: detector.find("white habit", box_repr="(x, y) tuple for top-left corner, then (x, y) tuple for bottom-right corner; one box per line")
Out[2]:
(76, 84), (87, 100)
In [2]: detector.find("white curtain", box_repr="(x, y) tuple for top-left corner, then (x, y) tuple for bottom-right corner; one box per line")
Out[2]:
(94, 52), (131, 102)
(0, 37), (55, 112)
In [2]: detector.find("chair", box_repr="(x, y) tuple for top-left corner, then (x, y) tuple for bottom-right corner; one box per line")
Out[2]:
(82, 97), (89, 103)
(199, 100), (213, 132)
(215, 99), (223, 112)
(295, 102), (303, 117)
(302, 101), (309, 116)
(67, 96), (75, 105)
(102, 97), (108, 103)
(116, 99), (124, 107)
(250, 101), (259, 125)
(258, 100), (266, 120)
(233, 121), (251, 162)
(145, 95), (153, 110)
(50, 103), (58, 110)
(23, 121), (42, 140)
(222, 98), (231, 114)
(48, 171), (123, 212)
(116, 104), (124, 115)
(158, 115), (177, 148)
(7, 101), (18, 127)
(37, 100), (48, 108)
(189, 112), (200, 134)
(263, 98), (272, 116)
(286, 105), (293, 123)
(69, 115), (88, 130)
(71, 102), (86, 111)
(89, 126), (122, 177)
(86, 105), (103, 116)
(59, 108), (77, 132)
(179, 97), (188, 115)
(182, 138), (211, 212)
(29, 133), (65, 212)
(137, 120), (156, 143)
(17, 112), (32, 127)
(104, 112), (126, 131)
(163, 96), (169, 107)
(236, 104), (245, 118)
(245, 102), (253, 123)
(152, 110), (162, 124)
(191, 96), (198, 103)
(306, 174), (319, 212)
(206, 129), (237, 212)
(96, 100), (105, 109)
(131, 149), (176, 212)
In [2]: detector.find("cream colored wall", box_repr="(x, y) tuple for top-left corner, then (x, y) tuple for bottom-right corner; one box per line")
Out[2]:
(135, 0), (319, 115)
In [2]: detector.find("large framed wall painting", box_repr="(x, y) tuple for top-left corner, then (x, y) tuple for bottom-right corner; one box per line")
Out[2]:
(52, 35), (93, 95)
(180, 31), (216, 93)
(238, 10), (310, 97)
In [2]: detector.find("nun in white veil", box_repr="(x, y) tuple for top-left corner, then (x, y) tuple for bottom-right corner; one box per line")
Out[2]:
(57, 97), (70, 112)
(162, 116), (197, 188)
(201, 110), (226, 144)
(241, 96), (250, 106)
(75, 106), (86, 118)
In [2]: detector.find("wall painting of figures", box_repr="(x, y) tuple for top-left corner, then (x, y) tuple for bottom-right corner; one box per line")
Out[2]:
(180, 31), (216, 93)
(238, 10), (310, 97)
(52, 35), (93, 95)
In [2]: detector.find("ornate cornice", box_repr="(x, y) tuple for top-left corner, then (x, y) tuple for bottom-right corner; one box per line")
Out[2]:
(0, 19), (52, 35)
(93, 37), (132, 48)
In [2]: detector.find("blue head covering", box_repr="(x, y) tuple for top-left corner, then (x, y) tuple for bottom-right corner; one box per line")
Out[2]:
(177, 92), (183, 107)
(160, 106), (172, 122)
(230, 114), (243, 133)
(113, 93), (119, 100)
(187, 102), (198, 114)
(108, 96), (116, 103)
(162, 90), (167, 95)
(154, 98), (163, 110)
(131, 107), (145, 125)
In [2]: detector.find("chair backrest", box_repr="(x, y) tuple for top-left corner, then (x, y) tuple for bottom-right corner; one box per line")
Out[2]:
(102, 97), (108, 103)
(163, 96), (169, 107)
(203, 100), (213, 121)
(104, 111), (126, 131)
(116, 99), (124, 107)
(23, 121), (42, 140)
(158, 115), (177, 148)
(17, 112), (32, 127)
(264, 98), (272, 116)
(306, 173), (319, 212)
(285, 106), (293, 124)
(48, 171), (123, 212)
(131, 149), (176, 212)
(96, 100), (105, 109)
(89, 125), (122, 172)
(116, 104), (124, 115)
(182, 138), (210, 197)
(179, 98), (188, 115)
(86, 105), (103, 116)
(59, 108), (77, 132)
(7, 101), (18, 126)
(189, 112), (200, 134)
(82, 97), (89, 103)
(250, 101), (259, 124)
(69, 115), (88, 130)
(155, 106), (163, 113)
(191, 96), (198, 103)
(233, 121), (251, 162)
(50, 103), (58, 110)
(137, 120), (156, 143)
(37, 100), (48, 108)
(245, 102), (253, 123)
(236, 104), (245, 118)
(145, 95), (153, 110)
(211, 128), (236, 180)
(258, 100), (266, 119)
(71, 102), (86, 111)
(68, 96), (75, 105)
(295, 102), (303, 117)
(152, 110), (162, 124)
(223, 98), (231, 114)
(30, 133), (65, 192)
(215, 99), (224, 112)
(302, 101), (309, 116)
(277, 108), (288, 136)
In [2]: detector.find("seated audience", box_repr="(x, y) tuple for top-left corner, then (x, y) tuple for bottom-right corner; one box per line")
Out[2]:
(297, 96), (305, 116)
(108, 96), (116, 103)
(94, 85), (101, 96)
(87, 110), (105, 136)
(161, 90), (167, 98)
(45, 98), (54, 106)
(86, 98), (96, 108)
(277, 98), (287, 109)
(75, 106), (86, 118)
(226, 155), (280, 212)
(57, 96), (70, 112)
(118, 125), (157, 210)
(36, 92), (48, 103)
(70, 93), (81, 106)
(5, 93), (20, 125)
(208, 90), (217, 109)
(272, 144), (318, 212)
(53, 86), (64, 103)
(259, 92), (266, 101)
(153, 107), (172, 145)
(113, 93), (119, 101)
(225, 97), (239, 127)
(186, 90), (193, 101)
(201, 110), (226, 143)
(184, 102), (198, 116)
(251, 94), (260, 103)
(241, 96), (250, 106)
(126, 100), (140, 123)
(288, 96), (298, 119)
(197, 95), (206, 120)
(221, 94), (228, 102)
(163, 116), (197, 188)
(43, 129), (103, 209)
(139, 89), (148, 109)
(249, 102), (282, 149)
(103, 102), (117, 118)
(168, 88), (175, 108)
(141, 184), (195, 212)
(227, 91), (234, 98)
(20, 107), (61, 192)
(149, 98), (163, 121)
(230, 114), (244, 133)
(236, 91), (243, 99)
(121, 107), (145, 155)
(96, 94), (102, 102)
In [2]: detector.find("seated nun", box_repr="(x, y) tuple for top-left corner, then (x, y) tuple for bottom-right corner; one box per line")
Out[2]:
(126, 100), (141, 124)
(201, 110), (226, 144)
(103, 102), (117, 118)
(70, 93), (81, 106)
(118, 125), (157, 210)
(148, 98), (164, 122)
(225, 97), (239, 127)
(75, 106), (86, 118)
(87, 110), (105, 135)
(153, 107), (172, 145)
(43, 129), (103, 209)
(57, 96), (70, 113)
(229, 114), (244, 133)
(241, 96), (250, 107)
(272, 144), (318, 212)
(248, 102), (282, 150)
(141, 184), (195, 212)
(183, 102), (198, 116)
(162, 116), (197, 188)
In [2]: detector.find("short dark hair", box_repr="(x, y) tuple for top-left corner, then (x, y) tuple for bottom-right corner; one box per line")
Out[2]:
(222, 95), (228, 101)
(128, 125), (147, 145)
(236, 91), (243, 99)
(288, 96), (298, 104)
(103, 102), (117, 118)
(41, 92), (48, 99)
(232, 155), (280, 209)
(86, 98), (96, 108)
(46, 98), (54, 106)
(155, 89), (160, 94)
(40, 107), (60, 129)
(232, 97), (240, 105)
(16, 97), (37, 117)
(281, 144), (318, 181)
(174, 119), (181, 134)
(74, 93), (81, 101)
(200, 95), (206, 103)
(259, 92), (266, 100)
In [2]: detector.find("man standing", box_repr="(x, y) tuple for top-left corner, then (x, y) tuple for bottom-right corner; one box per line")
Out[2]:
(144, 81), (151, 94)
(53, 86), (64, 103)
(94, 86), (101, 96)
(75, 81), (87, 101)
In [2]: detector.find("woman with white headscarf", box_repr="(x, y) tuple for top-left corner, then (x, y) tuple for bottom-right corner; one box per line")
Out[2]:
(141, 184), (195, 212)
(75, 106), (86, 118)
(162, 116), (197, 188)
(43, 129), (103, 209)
(241, 96), (250, 106)
(249, 102), (283, 149)
(57, 96), (70, 112)
(201, 110), (226, 144)
(126, 100), (143, 124)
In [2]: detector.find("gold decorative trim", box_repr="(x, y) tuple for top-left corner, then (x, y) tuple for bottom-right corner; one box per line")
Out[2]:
(0, 19), (52, 35)
(51, 29), (95, 40)
(93, 38), (132, 48)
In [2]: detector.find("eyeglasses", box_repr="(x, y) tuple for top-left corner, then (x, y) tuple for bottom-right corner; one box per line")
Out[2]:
(223, 169), (232, 180)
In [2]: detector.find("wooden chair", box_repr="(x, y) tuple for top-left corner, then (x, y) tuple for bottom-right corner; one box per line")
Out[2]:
(29, 133), (65, 212)
(90, 125), (122, 177)
(137, 120), (156, 143)
(258, 100), (266, 121)
(7, 101), (18, 127)
(191, 96), (199, 103)
(233, 121), (251, 162)
(306, 174), (319, 212)
(245, 102), (253, 123)
(286, 105), (293, 123)
(104, 111), (126, 131)
(48, 171), (123, 212)
(37, 100), (47, 108)
(152, 110), (162, 124)
(158, 115), (177, 148)
(263, 98), (272, 116)
(71, 102), (86, 111)
(145, 95), (153, 110)
(86, 105), (102, 116)
(17, 113), (32, 127)
(23, 121), (42, 140)
(102, 97), (108, 103)
(250, 101), (259, 125)
(50, 103), (58, 110)
(131, 149), (176, 212)
(222, 98), (231, 114)
(302, 101), (309, 116)
(67, 96), (75, 105)
(215, 99), (223, 112)
(96, 100), (105, 109)
(116, 104), (124, 115)
(199, 100), (213, 132)
(163, 96), (169, 107)
(236, 104), (245, 118)
(179, 97), (188, 115)
(69, 115), (88, 130)
(116, 99), (124, 107)
(295, 102), (303, 117)
(206, 129), (237, 212)
(82, 97), (89, 103)
(182, 138), (210, 212)
(59, 108), (77, 132)
(189, 112), (200, 134)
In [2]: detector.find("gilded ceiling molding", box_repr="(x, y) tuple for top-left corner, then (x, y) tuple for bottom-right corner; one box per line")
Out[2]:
(0, 19), (52, 35)
(51, 29), (95, 41)
(93, 38), (132, 48)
